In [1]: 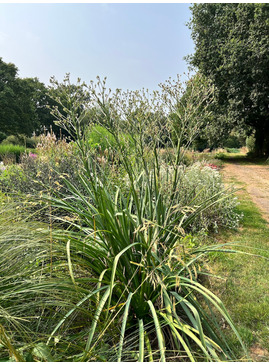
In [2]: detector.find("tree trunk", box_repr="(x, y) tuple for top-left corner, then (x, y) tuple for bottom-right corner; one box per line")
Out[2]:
(264, 128), (269, 158)
(254, 128), (264, 157)
(254, 126), (269, 157)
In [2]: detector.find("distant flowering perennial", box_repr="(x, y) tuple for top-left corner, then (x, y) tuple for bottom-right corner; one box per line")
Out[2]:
(29, 152), (38, 159)
(205, 163), (218, 170)
(0, 162), (5, 171)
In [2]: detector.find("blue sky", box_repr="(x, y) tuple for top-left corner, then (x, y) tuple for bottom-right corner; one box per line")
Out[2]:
(0, 3), (194, 91)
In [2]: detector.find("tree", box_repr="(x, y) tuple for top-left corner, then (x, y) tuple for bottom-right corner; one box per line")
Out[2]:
(0, 58), (56, 137)
(0, 58), (21, 135)
(188, 4), (269, 156)
(22, 77), (57, 135)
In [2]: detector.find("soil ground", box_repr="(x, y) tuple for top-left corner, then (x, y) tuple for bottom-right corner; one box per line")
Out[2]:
(223, 161), (269, 223)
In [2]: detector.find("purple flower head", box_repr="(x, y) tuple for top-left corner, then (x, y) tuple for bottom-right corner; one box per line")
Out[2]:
(29, 152), (38, 159)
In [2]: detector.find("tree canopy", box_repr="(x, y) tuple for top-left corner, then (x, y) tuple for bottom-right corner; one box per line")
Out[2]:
(0, 58), (56, 137)
(189, 3), (269, 155)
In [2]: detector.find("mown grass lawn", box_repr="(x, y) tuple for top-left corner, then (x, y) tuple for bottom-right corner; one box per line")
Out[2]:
(207, 167), (269, 361)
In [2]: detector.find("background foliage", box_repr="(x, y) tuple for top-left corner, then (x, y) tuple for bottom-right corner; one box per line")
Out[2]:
(188, 3), (269, 156)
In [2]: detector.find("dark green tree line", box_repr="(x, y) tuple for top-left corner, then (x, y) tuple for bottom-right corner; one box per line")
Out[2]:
(188, 3), (269, 156)
(0, 58), (57, 137)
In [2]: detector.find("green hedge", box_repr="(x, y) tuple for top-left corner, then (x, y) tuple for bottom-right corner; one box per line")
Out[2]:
(0, 144), (34, 163)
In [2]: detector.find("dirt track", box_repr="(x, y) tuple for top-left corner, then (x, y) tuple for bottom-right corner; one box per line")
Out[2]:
(221, 161), (269, 361)
(223, 162), (269, 223)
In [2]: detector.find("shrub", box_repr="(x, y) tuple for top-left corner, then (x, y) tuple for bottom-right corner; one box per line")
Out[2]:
(246, 134), (255, 153)
(213, 148), (228, 160)
(224, 135), (243, 149)
(1, 134), (39, 148)
(1, 135), (22, 146)
(1, 134), (26, 146)
(175, 162), (242, 232)
(192, 136), (209, 151)
(25, 136), (39, 148)
(86, 125), (118, 151)
(85, 125), (135, 166)
(226, 148), (240, 153)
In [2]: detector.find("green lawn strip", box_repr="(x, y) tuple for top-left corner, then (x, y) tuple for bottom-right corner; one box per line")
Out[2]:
(216, 150), (268, 165)
(207, 169), (269, 359)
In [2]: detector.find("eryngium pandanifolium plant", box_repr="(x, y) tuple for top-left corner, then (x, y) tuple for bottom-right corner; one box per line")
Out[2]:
(0, 74), (248, 361)
(45, 74), (248, 361)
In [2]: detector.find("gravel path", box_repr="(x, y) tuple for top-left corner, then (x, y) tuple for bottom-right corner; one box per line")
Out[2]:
(223, 162), (269, 223)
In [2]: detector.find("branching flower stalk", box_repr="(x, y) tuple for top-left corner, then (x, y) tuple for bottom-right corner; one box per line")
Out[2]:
(158, 74), (215, 196)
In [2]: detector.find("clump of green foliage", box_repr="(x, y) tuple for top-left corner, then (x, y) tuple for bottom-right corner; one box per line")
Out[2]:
(86, 124), (118, 151)
(0, 131), (7, 143)
(160, 162), (241, 233)
(1, 134), (38, 148)
(246, 134), (256, 154)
